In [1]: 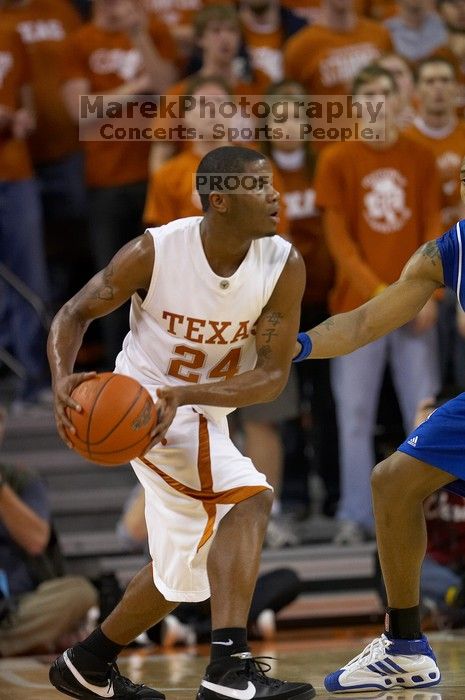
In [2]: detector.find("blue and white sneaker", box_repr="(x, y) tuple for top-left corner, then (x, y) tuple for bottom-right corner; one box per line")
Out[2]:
(324, 633), (441, 693)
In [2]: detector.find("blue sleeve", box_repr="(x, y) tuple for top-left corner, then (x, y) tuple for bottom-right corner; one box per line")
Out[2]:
(437, 223), (460, 293)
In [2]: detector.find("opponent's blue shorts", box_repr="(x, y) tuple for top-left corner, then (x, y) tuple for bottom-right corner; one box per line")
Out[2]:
(398, 392), (465, 497)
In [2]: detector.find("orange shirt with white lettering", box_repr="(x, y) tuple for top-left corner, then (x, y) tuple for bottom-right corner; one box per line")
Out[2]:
(0, 28), (32, 181)
(284, 19), (392, 96)
(144, 148), (288, 236)
(62, 18), (177, 188)
(271, 155), (333, 306)
(281, 0), (390, 23)
(240, 22), (284, 88)
(314, 135), (441, 313)
(1, 0), (82, 164)
(404, 118), (465, 229)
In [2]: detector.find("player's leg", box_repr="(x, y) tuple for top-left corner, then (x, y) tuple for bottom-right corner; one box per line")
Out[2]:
(325, 451), (454, 693)
(197, 422), (315, 699)
(49, 563), (176, 699)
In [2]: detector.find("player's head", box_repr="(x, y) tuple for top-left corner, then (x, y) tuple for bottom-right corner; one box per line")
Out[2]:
(196, 146), (280, 237)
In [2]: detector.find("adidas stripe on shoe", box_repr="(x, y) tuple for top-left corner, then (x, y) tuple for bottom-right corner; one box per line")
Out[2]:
(324, 633), (441, 693)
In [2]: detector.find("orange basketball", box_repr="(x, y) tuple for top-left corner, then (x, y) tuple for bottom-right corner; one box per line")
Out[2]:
(65, 373), (158, 466)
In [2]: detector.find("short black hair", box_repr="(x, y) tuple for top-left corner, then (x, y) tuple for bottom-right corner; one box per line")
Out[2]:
(196, 146), (266, 212)
(352, 63), (398, 95)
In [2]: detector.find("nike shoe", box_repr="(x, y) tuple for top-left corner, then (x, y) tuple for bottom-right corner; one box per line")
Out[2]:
(49, 647), (165, 698)
(324, 633), (441, 692)
(197, 651), (315, 699)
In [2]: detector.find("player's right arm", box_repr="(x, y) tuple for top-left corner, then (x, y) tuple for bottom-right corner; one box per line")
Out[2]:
(297, 240), (445, 360)
(47, 234), (154, 444)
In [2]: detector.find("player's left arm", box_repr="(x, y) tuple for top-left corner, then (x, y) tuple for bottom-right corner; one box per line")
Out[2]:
(154, 248), (305, 440)
(294, 240), (445, 361)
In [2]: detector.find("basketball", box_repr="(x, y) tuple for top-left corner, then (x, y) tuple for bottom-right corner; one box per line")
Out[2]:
(65, 373), (158, 466)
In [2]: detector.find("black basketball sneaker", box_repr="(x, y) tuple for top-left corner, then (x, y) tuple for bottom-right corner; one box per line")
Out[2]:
(197, 652), (316, 699)
(49, 647), (165, 699)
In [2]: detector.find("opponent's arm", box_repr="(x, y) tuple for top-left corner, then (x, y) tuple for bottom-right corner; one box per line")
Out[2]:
(47, 233), (154, 441)
(297, 240), (444, 360)
(155, 248), (305, 438)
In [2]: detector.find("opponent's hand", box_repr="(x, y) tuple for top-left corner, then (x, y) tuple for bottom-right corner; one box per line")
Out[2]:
(150, 385), (181, 446)
(53, 372), (97, 447)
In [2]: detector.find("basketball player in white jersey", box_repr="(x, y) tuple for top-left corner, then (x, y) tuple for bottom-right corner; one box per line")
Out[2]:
(47, 146), (316, 700)
(292, 157), (465, 693)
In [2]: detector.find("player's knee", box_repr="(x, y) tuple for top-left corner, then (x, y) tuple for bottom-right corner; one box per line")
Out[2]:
(371, 455), (402, 498)
(243, 488), (273, 521)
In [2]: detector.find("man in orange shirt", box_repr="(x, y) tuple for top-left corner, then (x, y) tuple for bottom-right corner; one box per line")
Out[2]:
(405, 56), (465, 396)
(238, 0), (306, 88)
(405, 56), (465, 228)
(61, 0), (178, 367)
(315, 64), (442, 544)
(149, 4), (264, 174)
(0, 0), (86, 305)
(283, 0), (392, 98)
(0, 27), (50, 408)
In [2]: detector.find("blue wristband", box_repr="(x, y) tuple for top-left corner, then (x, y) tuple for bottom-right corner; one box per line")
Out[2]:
(293, 332), (313, 362)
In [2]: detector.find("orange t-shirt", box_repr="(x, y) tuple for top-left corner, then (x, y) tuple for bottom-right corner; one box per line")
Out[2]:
(62, 18), (177, 188)
(0, 29), (32, 181)
(284, 18), (392, 96)
(314, 135), (442, 313)
(272, 157), (333, 306)
(404, 119), (465, 229)
(281, 0), (396, 23)
(1, 0), (82, 164)
(240, 21), (284, 88)
(144, 148), (288, 236)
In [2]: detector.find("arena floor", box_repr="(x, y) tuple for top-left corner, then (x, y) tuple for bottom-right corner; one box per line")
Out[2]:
(0, 628), (463, 699)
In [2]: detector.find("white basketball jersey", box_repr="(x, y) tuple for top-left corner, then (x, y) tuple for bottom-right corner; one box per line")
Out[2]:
(115, 216), (291, 424)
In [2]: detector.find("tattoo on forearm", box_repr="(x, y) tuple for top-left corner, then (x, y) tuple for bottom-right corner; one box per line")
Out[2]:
(421, 241), (440, 266)
(260, 311), (283, 343)
(313, 318), (335, 336)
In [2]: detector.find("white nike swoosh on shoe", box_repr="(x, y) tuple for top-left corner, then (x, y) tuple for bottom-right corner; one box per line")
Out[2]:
(212, 639), (234, 646)
(201, 679), (256, 699)
(63, 651), (115, 698)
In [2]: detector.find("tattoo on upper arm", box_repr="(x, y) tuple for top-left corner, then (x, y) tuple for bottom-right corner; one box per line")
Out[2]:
(94, 264), (115, 301)
(260, 311), (284, 344)
(421, 241), (440, 266)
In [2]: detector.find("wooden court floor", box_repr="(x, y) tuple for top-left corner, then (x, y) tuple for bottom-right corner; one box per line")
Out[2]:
(1, 629), (464, 700)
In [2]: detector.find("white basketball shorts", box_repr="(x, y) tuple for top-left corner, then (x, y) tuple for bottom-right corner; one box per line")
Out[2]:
(131, 406), (271, 603)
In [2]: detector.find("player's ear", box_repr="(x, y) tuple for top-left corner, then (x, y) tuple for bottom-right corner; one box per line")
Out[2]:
(209, 192), (228, 213)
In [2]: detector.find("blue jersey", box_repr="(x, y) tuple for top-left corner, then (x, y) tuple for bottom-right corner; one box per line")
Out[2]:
(437, 219), (465, 310)
(399, 218), (465, 489)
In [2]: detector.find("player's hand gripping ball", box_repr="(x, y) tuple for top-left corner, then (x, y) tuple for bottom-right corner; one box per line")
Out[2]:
(65, 373), (158, 465)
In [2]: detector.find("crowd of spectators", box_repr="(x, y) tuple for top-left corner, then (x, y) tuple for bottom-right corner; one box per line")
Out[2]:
(1, 0), (465, 557)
